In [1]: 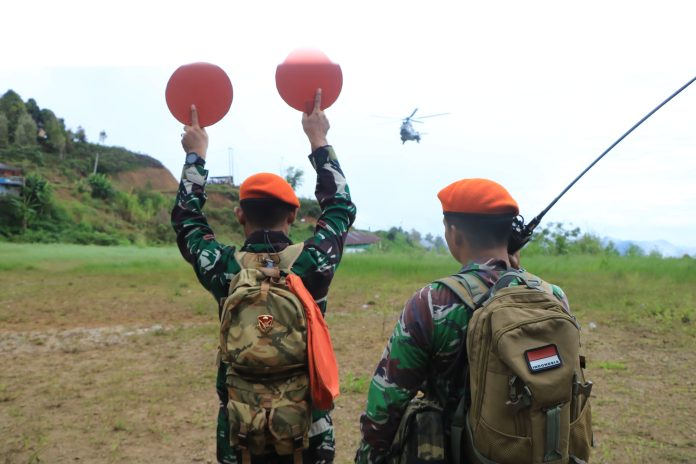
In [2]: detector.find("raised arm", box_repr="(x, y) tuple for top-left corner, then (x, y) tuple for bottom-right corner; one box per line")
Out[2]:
(171, 105), (239, 299)
(292, 90), (357, 312)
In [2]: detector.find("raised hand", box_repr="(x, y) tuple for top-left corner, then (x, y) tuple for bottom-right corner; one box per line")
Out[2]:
(181, 105), (209, 158)
(302, 89), (330, 152)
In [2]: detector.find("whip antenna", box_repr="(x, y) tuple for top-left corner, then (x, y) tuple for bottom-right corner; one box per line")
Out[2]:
(509, 75), (696, 253)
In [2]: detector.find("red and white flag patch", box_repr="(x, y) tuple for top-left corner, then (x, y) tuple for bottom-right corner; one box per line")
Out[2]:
(525, 344), (562, 373)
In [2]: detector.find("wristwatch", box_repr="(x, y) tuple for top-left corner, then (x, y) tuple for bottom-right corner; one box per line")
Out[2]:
(185, 152), (206, 166)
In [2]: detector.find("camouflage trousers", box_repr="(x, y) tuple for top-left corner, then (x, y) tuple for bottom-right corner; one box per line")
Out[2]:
(215, 364), (335, 464)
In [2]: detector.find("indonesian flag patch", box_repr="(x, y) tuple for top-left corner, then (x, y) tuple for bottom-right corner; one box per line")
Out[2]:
(257, 315), (274, 334)
(525, 344), (562, 373)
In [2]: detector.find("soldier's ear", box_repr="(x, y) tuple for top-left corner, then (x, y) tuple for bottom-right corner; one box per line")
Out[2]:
(287, 208), (297, 225)
(234, 206), (246, 225)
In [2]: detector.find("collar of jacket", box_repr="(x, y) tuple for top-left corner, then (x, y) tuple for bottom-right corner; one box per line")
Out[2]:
(242, 230), (293, 253)
(459, 258), (511, 287)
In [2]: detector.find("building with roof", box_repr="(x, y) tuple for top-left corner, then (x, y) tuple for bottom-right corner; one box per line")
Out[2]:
(345, 230), (381, 253)
(0, 163), (24, 197)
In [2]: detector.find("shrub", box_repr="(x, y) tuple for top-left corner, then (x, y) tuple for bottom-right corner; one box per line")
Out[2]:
(88, 173), (115, 200)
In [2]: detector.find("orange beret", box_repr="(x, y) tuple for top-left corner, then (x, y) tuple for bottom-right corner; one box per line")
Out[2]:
(240, 172), (300, 208)
(438, 178), (519, 216)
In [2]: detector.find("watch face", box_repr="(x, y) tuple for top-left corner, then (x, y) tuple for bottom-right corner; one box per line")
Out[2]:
(186, 153), (198, 164)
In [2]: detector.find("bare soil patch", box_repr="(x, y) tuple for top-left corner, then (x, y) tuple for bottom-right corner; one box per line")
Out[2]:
(1, 250), (695, 463)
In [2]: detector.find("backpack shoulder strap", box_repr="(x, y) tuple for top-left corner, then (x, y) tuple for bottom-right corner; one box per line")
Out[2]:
(435, 276), (476, 309)
(435, 272), (492, 311)
(276, 243), (305, 272)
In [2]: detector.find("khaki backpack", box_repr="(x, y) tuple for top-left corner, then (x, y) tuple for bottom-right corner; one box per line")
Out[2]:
(438, 269), (593, 464)
(219, 244), (310, 464)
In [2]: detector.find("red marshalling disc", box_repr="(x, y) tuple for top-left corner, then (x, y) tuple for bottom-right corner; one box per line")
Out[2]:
(165, 62), (233, 127)
(275, 49), (342, 113)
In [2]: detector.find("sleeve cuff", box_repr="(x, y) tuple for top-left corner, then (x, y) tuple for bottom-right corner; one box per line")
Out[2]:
(182, 164), (208, 187)
(308, 145), (335, 170)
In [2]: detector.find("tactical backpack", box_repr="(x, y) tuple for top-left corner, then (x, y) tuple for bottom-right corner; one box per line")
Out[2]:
(438, 269), (593, 464)
(219, 244), (310, 464)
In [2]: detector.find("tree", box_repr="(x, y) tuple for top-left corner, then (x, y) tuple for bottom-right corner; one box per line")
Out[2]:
(25, 98), (43, 126)
(0, 112), (8, 148)
(14, 113), (38, 146)
(406, 229), (422, 246)
(432, 236), (447, 251)
(284, 166), (304, 190)
(73, 126), (87, 143)
(626, 243), (645, 257)
(41, 109), (67, 157)
(18, 174), (55, 231)
(0, 90), (27, 143)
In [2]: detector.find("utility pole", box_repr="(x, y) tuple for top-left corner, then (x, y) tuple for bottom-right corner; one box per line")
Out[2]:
(93, 130), (107, 175)
(228, 147), (234, 185)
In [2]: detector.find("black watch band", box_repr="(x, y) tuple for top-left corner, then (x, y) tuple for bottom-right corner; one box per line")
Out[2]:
(185, 152), (206, 166)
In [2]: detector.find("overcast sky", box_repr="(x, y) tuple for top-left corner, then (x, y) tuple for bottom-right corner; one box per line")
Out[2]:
(2, 0), (695, 247)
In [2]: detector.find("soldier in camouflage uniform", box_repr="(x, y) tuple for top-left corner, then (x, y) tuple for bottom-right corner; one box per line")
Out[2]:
(172, 91), (356, 464)
(355, 179), (569, 464)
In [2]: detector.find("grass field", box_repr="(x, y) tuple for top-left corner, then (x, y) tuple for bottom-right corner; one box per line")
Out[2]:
(1, 243), (695, 463)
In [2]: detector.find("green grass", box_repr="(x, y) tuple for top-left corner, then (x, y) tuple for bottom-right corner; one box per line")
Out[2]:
(0, 242), (183, 272)
(2, 243), (693, 333)
(1, 243), (695, 463)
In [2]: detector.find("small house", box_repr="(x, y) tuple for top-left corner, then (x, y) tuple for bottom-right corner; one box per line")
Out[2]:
(345, 230), (381, 253)
(0, 163), (24, 197)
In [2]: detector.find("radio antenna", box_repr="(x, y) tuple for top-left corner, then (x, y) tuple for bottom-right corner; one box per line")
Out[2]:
(509, 75), (696, 253)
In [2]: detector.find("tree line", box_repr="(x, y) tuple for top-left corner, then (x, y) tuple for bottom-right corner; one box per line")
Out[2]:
(0, 89), (90, 158)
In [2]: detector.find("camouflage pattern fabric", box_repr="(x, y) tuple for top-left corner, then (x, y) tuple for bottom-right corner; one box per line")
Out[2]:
(172, 146), (355, 464)
(355, 260), (569, 464)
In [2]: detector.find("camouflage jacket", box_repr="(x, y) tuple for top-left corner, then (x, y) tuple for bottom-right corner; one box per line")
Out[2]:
(172, 146), (356, 464)
(355, 260), (569, 464)
(171, 145), (356, 315)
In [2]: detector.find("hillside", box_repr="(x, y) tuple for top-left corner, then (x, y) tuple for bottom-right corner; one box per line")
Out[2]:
(0, 89), (332, 246)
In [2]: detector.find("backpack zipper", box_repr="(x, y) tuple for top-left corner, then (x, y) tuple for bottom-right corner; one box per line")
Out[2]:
(493, 313), (579, 348)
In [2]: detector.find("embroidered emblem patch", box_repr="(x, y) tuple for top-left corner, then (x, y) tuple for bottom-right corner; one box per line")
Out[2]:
(257, 315), (274, 333)
(525, 344), (562, 373)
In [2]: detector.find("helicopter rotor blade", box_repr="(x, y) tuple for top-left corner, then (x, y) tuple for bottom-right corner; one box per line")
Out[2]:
(370, 115), (402, 121)
(414, 112), (450, 119)
(408, 108), (419, 119)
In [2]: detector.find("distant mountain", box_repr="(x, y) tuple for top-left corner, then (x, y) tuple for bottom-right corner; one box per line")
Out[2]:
(605, 238), (696, 258)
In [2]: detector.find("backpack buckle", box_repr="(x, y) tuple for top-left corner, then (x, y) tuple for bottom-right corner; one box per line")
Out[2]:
(506, 376), (532, 412)
(574, 380), (593, 397)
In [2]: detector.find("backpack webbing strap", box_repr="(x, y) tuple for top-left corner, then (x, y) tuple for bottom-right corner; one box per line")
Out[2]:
(544, 405), (563, 462)
(436, 273), (491, 464)
(435, 276), (477, 310)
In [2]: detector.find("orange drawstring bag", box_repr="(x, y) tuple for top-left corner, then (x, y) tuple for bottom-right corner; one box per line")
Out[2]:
(286, 274), (339, 410)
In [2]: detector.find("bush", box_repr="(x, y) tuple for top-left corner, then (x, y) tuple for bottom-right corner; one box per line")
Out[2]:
(88, 173), (115, 200)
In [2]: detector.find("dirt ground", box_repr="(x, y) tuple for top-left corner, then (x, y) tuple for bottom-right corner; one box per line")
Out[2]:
(1, 258), (695, 463)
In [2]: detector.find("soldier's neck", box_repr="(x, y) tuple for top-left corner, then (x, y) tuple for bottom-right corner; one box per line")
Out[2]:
(455, 244), (510, 267)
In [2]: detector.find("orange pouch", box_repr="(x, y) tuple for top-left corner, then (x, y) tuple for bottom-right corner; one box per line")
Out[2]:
(286, 274), (339, 410)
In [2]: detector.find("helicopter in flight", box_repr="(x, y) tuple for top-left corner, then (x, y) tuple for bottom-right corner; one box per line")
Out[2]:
(399, 108), (448, 144)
